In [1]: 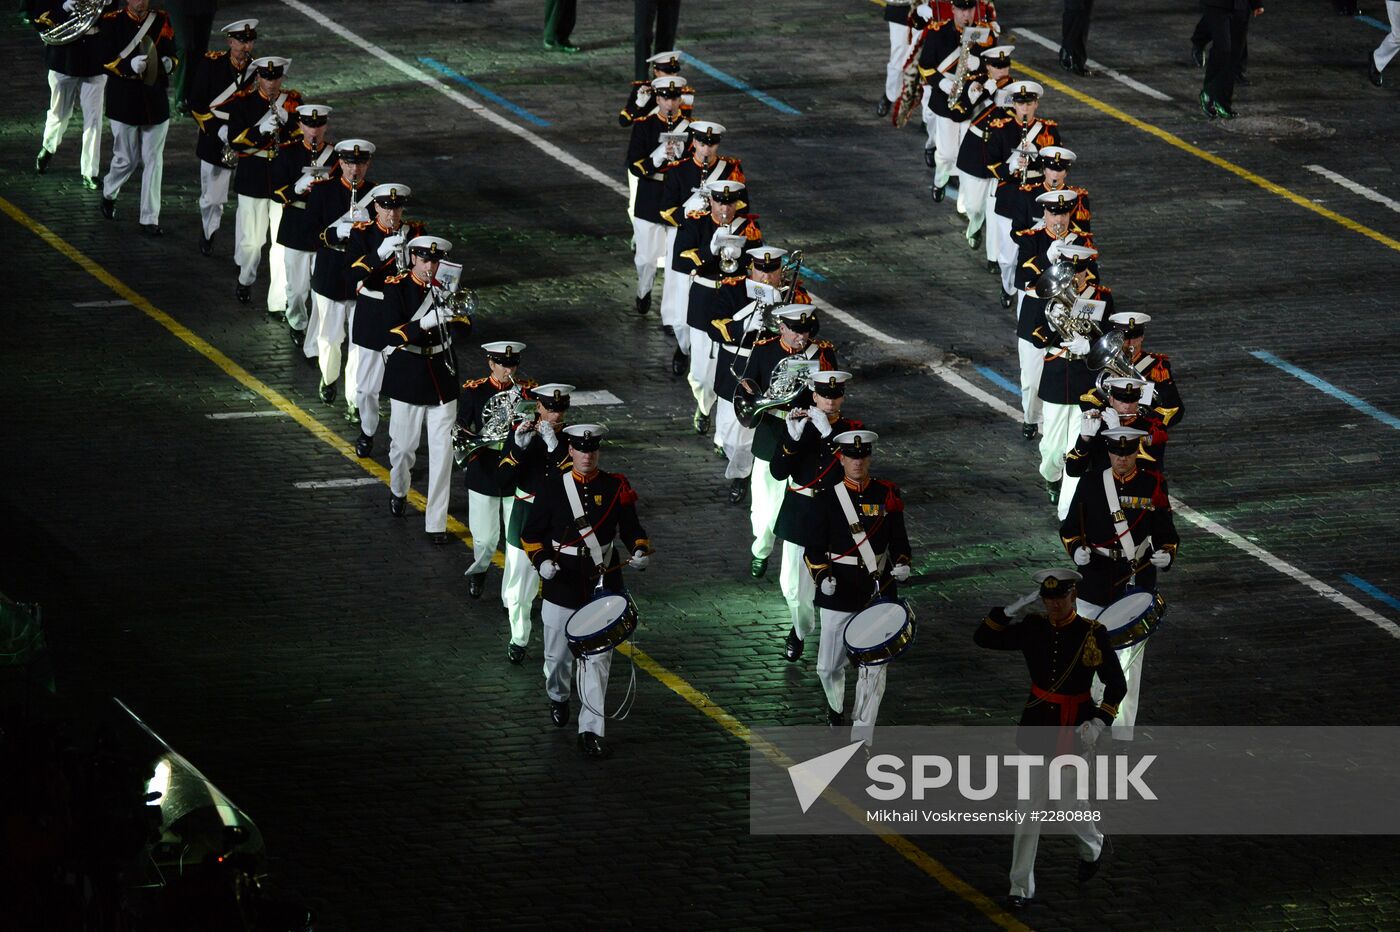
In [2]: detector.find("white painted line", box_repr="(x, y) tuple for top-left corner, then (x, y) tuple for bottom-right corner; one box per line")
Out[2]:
(207, 410), (291, 420)
(72, 299), (133, 308)
(1013, 28), (1173, 102)
(294, 477), (383, 490)
(1305, 165), (1400, 215)
(570, 389), (624, 406)
(289, 0), (1398, 640)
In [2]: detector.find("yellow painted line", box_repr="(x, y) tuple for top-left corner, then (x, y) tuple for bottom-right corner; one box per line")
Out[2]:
(4, 192), (1029, 932)
(1011, 62), (1400, 254)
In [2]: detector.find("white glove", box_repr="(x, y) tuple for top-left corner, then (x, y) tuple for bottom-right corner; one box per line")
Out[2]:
(891, 563), (911, 582)
(538, 419), (558, 452)
(1007, 151), (1025, 173)
(418, 307), (443, 329)
(1101, 407), (1122, 430)
(629, 549), (651, 570)
(513, 423), (537, 447)
(130, 54), (148, 75)
(709, 227), (730, 254)
(916, 3), (933, 18)
(812, 414), (833, 438)
(377, 232), (406, 260)
(161, 56), (174, 74)
(649, 144), (668, 167)
(1073, 546), (1091, 566)
(333, 220), (353, 241)
(937, 76), (954, 95)
(1150, 549), (1173, 569)
(217, 125), (229, 144)
(1078, 718), (1106, 750)
(820, 577), (837, 596)
(1079, 412), (1102, 438)
(1061, 334), (1091, 357)
(257, 110), (279, 134)
(1047, 240), (1066, 262)
(785, 408), (806, 441)
(62, 0), (77, 10)
(538, 560), (560, 580)
(293, 174), (314, 195)
(634, 85), (653, 107)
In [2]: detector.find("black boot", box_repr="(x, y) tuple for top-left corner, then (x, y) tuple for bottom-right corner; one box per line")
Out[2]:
(671, 346), (688, 376)
(783, 627), (805, 662)
(874, 95), (891, 117)
(728, 478), (748, 505)
(635, 293), (652, 316)
(35, 148), (52, 174)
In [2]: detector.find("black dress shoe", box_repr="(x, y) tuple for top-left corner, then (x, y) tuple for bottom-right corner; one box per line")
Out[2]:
(750, 556), (768, 578)
(1021, 423), (1037, 441)
(986, 260), (999, 274)
(35, 148), (52, 174)
(550, 699), (570, 727)
(931, 183), (946, 203)
(874, 95), (891, 117)
(728, 478), (748, 505)
(661, 324), (674, 337)
(1045, 479), (1060, 505)
(1234, 71), (1251, 86)
(1368, 57), (1383, 87)
(784, 627), (805, 662)
(99, 197), (116, 220)
(922, 146), (935, 168)
(354, 432), (373, 457)
(692, 408), (710, 435)
(1078, 836), (1110, 882)
(579, 731), (610, 758)
(1191, 44), (1205, 68)
(826, 706), (846, 726)
(507, 642), (527, 665)
(236, 283), (251, 304)
(81, 175), (98, 191)
(636, 292), (652, 316)
(999, 288), (1014, 309)
(467, 573), (485, 599)
(713, 444), (726, 459)
(199, 232), (213, 256)
(671, 347), (688, 376)
(319, 379), (336, 404)
(428, 531), (450, 545)
(344, 402), (359, 424)
(1059, 46), (1072, 69)
(289, 325), (305, 347)
(389, 494), (406, 517)
(1008, 895), (1034, 909)
(139, 223), (162, 237)
(1070, 64), (1097, 77)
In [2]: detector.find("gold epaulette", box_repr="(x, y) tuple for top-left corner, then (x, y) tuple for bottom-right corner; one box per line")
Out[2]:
(204, 50), (226, 60)
(815, 338), (835, 350)
(462, 376), (489, 389)
(753, 334), (782, 347)
(1079, 388), (1104, 406)
(518, 378), (539, 389)
(988, 115), (1013, 128)
(718, 274), (745, 286)
(351, 220), (373, 230)
(685, 208), (707, 220)
(386, 270), (410, 284)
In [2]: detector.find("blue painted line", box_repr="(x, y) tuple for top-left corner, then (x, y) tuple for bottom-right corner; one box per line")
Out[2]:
(1343, 574), (1400, 613)
(801, 268), (829, 283)
(974, 365), (1020, 398)
(1356, 13), (1390, 32)
(418, 57), (551, 127)
(682, 55), (802, 116)
(1249, 350), (1400, 432)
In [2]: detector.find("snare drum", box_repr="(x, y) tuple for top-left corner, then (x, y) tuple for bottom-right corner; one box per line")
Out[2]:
(1097, 590), (1166, 650)
(843, 599), (917, 667)
(564, 590), (639, 657)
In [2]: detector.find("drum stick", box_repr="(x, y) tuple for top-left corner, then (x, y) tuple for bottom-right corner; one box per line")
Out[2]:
(1005, 589), (1041, 617)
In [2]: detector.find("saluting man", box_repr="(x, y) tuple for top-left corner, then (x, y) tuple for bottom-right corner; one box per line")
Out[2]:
(804, 430), (912, 738)
(522, 424), (654, 759)
(270, 102), (334, 347)
(186, 18), (257, 256)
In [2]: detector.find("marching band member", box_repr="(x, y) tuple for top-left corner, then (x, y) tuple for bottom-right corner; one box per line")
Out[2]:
(1062, 374), (1168, 515)
(625, 73), (689, 317)
(953, 43), (1014, 256)
(305, 138), (375, 404)
(916, 0), (995, 200)
(346, 184), (424, 452)
(1059, 426), (1179, 740)
(1006, 145), (1092, 236)
(187, 18), (256, 257)
(674, 179), (763, 434)
(658, 120), (744, 374)
(1106, 312), (1185, 427)
(522, 424), (654, 759)
(985, 80), (1062, 307)
(875, 0), (920, 118)
(772, 372), (862, 663)
(382, 236), (473, 545)
(975, 568), (1123, 908)
(617, 49), (688, 127)
(458, 342), (536, 600)
(742, 307), (838, 580)
(30, 0), (110, 189)
(97, 0), (178, 236)
(226, 56), (300, 310)
(805, 430), (912, 737)
(497, 383), (574, 664)
(270, 102), (333, 348)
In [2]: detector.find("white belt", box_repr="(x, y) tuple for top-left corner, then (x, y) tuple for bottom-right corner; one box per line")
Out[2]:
(1092, 545), (1125, 558)
(514, 490), (535, 502)
(398, 343), (449, 356)
(692, 276), (718, 289)
(242, 150), (277, 160)
(553, 540), (614, 558)
(644, 172), (664, 182)
(829, 551), (887, 567)
(724, 346), (752, 357)
(788, 485), (815, 498)
(969, 125), (985, 138)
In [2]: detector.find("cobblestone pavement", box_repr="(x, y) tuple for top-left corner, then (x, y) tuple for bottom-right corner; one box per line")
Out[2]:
(3, 0), (1400, 928)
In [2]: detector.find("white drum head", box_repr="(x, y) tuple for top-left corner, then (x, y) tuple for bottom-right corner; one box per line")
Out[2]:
(1097, 592), (1154, 631)
(567, 595), (629, 637)
(845, 602), (908, 650)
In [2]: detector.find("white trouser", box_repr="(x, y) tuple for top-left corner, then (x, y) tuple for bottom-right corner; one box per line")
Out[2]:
(959, 173), (995, 244)
(817, 608), (889, 743)
(466, 491), (515, 575)
(749, 454), (785, 559)
(1017, 339), (1045, 427)
(931, 114), (969, 191)
(886, 22), (914, 103)
(1009, 766), (1104, 900)
(502, 538), (538, 647)
(1081, 596), (1149, 741)
(686, 329), (718, 414)
(658, 227), (688, 327)
(632, 217), (668, 298)
(627, 173), (638, 223)
(312, 293), (352, 384)
(284, 248), (313, 332)
(235, 196), (285, 299)
(1374, 2), (1400, 71)
(920, 86), (937, 147)
(1038, 401), (1080, 484)
(993, 210), (1018, 294)
(104, 119), (169, 225)
(41, 71), (105, 178)
(542, 599), (614, 736)
(779, 540), (817, 641)
(198, 161), (233, 239)
(714, 398), (755, 480)
(387, 398), (457, 533)
(350, 345), (388, 436)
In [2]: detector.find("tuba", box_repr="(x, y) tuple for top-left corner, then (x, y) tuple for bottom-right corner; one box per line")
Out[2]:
(733, 355), (819, 429)
(40, 0), (104, 45)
